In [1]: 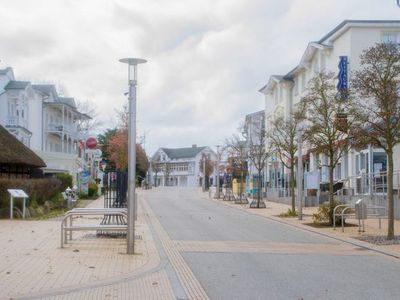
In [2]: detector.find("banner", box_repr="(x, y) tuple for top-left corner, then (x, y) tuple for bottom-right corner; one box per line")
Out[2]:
(337, 56), (348, 92)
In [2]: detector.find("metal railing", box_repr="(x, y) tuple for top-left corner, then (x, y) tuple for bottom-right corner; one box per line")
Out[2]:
(6, 116), (28, 128)
(334, 170), (400, 219)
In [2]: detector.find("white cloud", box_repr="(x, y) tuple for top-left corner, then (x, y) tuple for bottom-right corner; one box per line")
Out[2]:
(0, 0), (399, 155)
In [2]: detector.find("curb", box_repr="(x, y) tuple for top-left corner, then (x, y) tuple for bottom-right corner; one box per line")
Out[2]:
(203, 194), (400, 260)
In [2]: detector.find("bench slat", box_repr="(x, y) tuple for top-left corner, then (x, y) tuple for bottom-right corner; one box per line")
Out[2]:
(64, 225), (127, 230)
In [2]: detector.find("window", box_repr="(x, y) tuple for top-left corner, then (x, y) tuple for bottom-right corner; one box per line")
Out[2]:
(320, 54), (326, 71)
(382, 32), (398, 44)
(301, 73), (306, 91)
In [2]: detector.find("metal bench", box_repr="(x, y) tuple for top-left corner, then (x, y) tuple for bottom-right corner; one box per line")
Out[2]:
(61, 208), (128, 248)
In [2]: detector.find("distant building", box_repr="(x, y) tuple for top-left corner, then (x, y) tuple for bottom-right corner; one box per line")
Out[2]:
(151, 145), (217, 187)
(0, 67), (90, 182)
(243, 110), (265, 194)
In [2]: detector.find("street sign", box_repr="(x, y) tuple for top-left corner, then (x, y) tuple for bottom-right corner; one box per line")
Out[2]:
(8, 189), (28, 198)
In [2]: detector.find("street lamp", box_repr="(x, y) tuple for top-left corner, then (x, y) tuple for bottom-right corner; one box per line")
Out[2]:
(296, 124), (305, 220)
(202, 154), (206, 192)
(119, 57), (147, 255)
(214, 145), (221, 199)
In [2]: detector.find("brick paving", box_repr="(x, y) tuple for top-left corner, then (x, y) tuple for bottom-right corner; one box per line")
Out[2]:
(174, 240), (374, 256)
(142, 197), (209, 300)
(0, 196), (175, 300)
(3, 188), (396, 299)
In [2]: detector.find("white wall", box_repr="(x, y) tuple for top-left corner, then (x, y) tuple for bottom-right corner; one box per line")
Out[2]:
(28, 88), (44, 151)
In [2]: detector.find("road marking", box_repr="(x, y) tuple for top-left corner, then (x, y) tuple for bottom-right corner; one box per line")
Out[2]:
(142, 199), (210, 300)
(174, 240), (375, 256)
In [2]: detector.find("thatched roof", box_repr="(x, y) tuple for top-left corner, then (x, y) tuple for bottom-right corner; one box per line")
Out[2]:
(0, 125), (46, 167)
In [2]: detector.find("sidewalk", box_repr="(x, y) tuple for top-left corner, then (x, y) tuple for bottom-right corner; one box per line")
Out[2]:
(0, 195), (175, 299)
(206, 191), (400, 258)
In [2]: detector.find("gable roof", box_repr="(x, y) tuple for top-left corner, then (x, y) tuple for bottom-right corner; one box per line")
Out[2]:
(4, 80), (30, 90)
(259, 75), (287, 93)
(259, 20), (400, 92)
(319, 19), (400, 44)
(0, 125), (46, 167)
(32, 84), (58, 99)
(58, 97), (76, 108)
(160, 146), (207, 160)
(0, 67), (13, 75)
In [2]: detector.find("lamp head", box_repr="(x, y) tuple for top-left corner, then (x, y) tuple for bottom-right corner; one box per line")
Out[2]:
(119, 58), (147, 65)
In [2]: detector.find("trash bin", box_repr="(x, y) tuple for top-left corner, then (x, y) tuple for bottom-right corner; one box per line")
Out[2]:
(355, 199), (367, 220)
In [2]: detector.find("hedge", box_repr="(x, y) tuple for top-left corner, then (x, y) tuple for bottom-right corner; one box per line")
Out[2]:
(0, 177), (61, 208)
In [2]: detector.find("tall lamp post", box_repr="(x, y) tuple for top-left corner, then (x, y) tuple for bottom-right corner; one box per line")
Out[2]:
(215, 145), (221, 199)
(296, 125), (304, 220)
(119, 57), (147, 255)
(202, 154), (206, 192)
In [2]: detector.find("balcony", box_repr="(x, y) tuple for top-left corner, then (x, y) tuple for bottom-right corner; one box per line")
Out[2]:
(6, 116), (28, 129)
(47, 123), (79, 138)
(47, 124), (63, 132)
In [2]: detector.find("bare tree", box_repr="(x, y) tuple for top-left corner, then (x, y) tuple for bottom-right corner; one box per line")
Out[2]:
(199, 155), (214, 191)
(351, 43), (400, 239)
(151, 161), (160, 187)
(76, 99), (103, 135)
(246, 126), (269, 208)
(268, 113), (301, 212)
(162, 162), (172, 186)
(300, 72), (353, 225)
(225, 135), (248, 204)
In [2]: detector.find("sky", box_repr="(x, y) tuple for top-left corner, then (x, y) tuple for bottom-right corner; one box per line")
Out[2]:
(0, 0), (399, 155)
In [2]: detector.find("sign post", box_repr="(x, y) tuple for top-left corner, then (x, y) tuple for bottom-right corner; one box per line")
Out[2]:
(8, 189), (28, 219)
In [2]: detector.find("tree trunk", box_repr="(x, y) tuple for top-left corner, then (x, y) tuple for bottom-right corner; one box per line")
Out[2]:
(290, 165), (296, 212)
(240, 170), (243, 201)
(387, 148), (395, 240)
(257, 170), (262, 208)
(329, 154), (335, 226)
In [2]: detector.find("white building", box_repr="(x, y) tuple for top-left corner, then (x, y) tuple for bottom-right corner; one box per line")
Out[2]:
(259, 20), (400, 200)
(0, 67), (90, 181)
(151, 145), (217, 187)
(243, 110), (265, 193)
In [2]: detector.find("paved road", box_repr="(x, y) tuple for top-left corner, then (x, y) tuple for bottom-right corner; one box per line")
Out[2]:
(144, 188), (400, 300)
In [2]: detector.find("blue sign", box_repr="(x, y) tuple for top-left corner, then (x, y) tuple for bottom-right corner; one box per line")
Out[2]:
(81, 170), (90, 184)
(337, 56), (348, 91)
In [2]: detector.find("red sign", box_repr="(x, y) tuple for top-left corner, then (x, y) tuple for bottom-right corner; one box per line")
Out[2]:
(86, 137), (97, 149)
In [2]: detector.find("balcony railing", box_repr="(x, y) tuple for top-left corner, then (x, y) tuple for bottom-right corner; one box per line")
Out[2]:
(47, 123), (79, 136)
(6, 116), (28, 129)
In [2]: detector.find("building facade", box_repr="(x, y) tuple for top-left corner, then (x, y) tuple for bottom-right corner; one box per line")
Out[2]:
(260, 20), (400, 202)
(243, 110), (265, 195)
(0, 67), (90, 182)
(151, 145), (217, 187)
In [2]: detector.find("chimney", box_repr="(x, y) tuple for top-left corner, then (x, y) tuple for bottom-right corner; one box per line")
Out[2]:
(192, 144), (197, 148)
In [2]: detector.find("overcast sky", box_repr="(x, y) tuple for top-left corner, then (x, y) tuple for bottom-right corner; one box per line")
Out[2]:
(0, 0), (399, 155)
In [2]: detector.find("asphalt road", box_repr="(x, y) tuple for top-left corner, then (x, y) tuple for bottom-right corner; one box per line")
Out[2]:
(145, 188), (400, 300)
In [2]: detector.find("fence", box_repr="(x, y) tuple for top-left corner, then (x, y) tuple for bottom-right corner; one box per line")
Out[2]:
(103, 171), (128, 208)
(266, 187), (328, 207)
(266, 170), (400, 219)
(335, 171), (400, 220)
